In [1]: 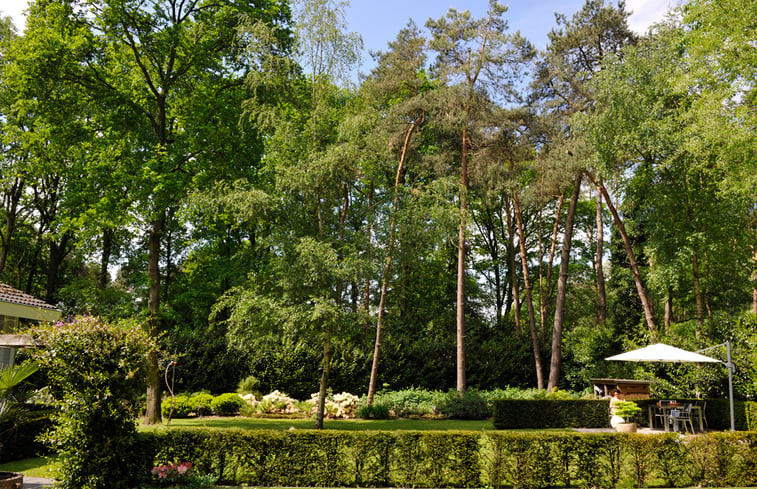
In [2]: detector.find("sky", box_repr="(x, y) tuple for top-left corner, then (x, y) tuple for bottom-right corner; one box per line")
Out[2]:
(346, 0), (677, 76)
(1, 0), (677, 75)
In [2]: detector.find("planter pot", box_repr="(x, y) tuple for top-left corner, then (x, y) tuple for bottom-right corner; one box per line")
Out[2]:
(615, 422), (637, 433)
(0, 472), (22, 489)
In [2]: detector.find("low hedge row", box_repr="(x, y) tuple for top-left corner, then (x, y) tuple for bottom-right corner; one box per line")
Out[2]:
(492, 398), (757, 430)
(134, 429), (757, 488)
(492, 400), (610, 428)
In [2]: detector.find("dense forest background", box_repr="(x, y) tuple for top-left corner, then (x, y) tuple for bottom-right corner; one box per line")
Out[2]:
(1, 0), (755, 421)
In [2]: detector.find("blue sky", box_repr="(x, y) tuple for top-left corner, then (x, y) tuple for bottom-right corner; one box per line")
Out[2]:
(346, 0), (676, 77)
(2, 0), (676, 77)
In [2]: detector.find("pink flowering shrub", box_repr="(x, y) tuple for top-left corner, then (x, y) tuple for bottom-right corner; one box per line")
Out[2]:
(150, 461), (193, 486)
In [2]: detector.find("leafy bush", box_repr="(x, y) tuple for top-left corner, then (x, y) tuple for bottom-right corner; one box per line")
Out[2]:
(161, 395), (193, 418)
(236, 375), (260, 396)
(357, 403), (391, 419)
(210, 393), (244, 415)
(189, 393), (213, 416)
(30, 316), (155, 489)
(371, 388), (437, 417)
(435, 389), (490, 419)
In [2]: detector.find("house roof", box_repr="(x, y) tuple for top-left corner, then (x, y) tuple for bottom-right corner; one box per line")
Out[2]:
(0, 283), (59, 311)
(0, 283), (61, 322)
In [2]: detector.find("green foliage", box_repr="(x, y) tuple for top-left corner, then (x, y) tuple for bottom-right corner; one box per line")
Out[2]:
(370, 388), (437, 417)
(492, 399), (610, 429)
(161, 395), (194, 419)
(613, 400), (642, 421)
(357, 403), (391, 420)
(131, 429), (757, 488)
(435, 389), (490, 420)
(236, 376), (260, 396)
(210, 393), (244, 416)
(29, 317), (155, 489)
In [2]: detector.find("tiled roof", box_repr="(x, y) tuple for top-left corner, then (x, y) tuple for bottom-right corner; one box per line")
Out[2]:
(0, 283), (59, 311)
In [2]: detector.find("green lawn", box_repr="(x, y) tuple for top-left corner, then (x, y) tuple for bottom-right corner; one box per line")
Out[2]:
(140, 415), (497, 431)
(0, 456), (58, 478)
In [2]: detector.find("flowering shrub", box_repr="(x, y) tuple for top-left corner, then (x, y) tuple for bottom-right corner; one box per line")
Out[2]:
(151, 461), (193, 485)
(144, 461), (215, 488)
(242, 390), (306, 415)
(309, 391), (360, 419)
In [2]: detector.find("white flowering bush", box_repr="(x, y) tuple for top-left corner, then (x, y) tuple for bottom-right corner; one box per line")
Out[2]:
(309, 391), (360, 419)
(242, 390), (304, 415)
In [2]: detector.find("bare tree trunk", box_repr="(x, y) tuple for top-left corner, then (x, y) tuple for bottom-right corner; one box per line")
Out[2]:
(0, 178), (24, 277)
(692, 252), (704, 335)
(145, 216), (165, 425)
(367, 114), (423, 405)
(753, 249), (757, 316)
(548, 173), (581, 391)
(99, 229), (113, 293)
(595, 191), (606, 324)
(314, 333), (331, 429)
(664, 292), (672, 331)
(594, 179), (657, 339)
(504, 198), (521, 334)
(362, 182), (374, 319)
(456, 127), (469, 394)
(540, 191), (565, 337)
(513, 190), (543, 389)
(45, 234), (71, 303)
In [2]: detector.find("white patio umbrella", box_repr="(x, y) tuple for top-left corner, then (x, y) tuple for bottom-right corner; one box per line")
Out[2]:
(605, 342), (735, 430)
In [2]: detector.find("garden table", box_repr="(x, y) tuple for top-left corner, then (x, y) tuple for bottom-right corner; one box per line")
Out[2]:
(647, 403), (704, 432)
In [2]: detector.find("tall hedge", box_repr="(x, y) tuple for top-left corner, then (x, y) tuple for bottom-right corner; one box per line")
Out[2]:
(133, 429), (757, 488)
(30, 317), (155, 489)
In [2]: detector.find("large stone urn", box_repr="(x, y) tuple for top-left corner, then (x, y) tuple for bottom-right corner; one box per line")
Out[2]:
(615, 422), (637, 433)
(0, 472), (22, 489)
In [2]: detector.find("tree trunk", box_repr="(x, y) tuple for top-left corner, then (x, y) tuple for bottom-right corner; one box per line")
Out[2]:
(456, 126), (469, 394)
(513, 190), (543, 389)
(753, 249), (757, 316)
(595, 191), (606, 324)
(504, 198), (521, 334)
(548, 173), (581, 391)
(144, 216), (165, 425)
(367, 114), (422, 405)
(99, 229), (113, 293)
(45, 234), (71, 304)
(0, 178), (24, 277)
(664, 292), (672, 330)
(595, 179), (657, 339)
(692, 252), (704, 335)
(315, 332), (331, 429)
(541, 191), (565, 337)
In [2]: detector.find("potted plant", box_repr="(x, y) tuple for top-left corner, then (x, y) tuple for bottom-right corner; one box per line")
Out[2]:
(613, 400), (642, 432)
(0, 471), (23, 489)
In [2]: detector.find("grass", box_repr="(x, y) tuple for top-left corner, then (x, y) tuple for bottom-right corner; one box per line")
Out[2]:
(140, 415), (498, 431)
(0, 456), (58, 478)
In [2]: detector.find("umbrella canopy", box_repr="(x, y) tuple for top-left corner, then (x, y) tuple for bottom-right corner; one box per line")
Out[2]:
(605, 343), (722, 363)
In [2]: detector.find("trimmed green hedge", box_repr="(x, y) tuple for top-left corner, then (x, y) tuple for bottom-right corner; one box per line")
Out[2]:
(492, 398), (757, 431)
(133, 429), (757, 488)
(492, 400), (610, 428)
